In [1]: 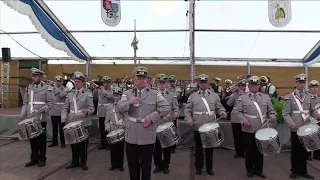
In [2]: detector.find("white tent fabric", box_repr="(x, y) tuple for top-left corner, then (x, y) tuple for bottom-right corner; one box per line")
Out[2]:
(1, 1), (320, 66)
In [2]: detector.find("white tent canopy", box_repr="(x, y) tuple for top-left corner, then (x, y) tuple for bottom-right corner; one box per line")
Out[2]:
(1, 1), (320, 66)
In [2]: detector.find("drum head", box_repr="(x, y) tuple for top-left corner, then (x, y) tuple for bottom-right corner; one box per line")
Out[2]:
(156, 122), (174, 133)
(199, 123), (219, 132)
(107, 129), (124, 137)
(19, 118), (36, 124)
(64, 121), (83, 128)
(297, 124), (319, 136)
(255, 128), (278, 141)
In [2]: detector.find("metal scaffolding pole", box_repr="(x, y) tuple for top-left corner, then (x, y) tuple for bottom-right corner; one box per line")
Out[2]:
(189, 0), (196, 81)
(1, 61), (10, 108)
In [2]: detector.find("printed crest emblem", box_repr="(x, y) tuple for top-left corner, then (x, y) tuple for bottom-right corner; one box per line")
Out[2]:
(160, 135), (170, 147)
(268, 0), (292, 28)
(101, 0), (121, 27)
(265, 144), (275, 154)
(204, 136), (213, 147)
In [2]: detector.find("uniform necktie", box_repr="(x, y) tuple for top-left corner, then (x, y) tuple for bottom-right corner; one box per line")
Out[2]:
(161, 91), (164, 96)
(76, 90), (79, 98)
(138, 91), (142, 99)
(253, 94), (257, 101)
(202, 91), (206, 97)
(299, 91), (304, 99)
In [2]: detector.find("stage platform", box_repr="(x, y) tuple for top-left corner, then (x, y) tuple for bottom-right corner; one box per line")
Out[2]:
(1, 139), (320, 180)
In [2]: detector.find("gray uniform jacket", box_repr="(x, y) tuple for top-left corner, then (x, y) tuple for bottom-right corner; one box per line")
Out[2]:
(227, 91), (245, 123)
(105, 103), (125, 132)
(61, 89), (95, 127)
(117, 88), (170, 145)
(96, 88), (114, 117)
(235, 92), (276, 133)
(49, 86), (68, 116)
(282, 90), (319, 132)
(184, 89), (226, 131)
(21, 83), (55, 122)
(159, 89), (180, 124)
(168, 86), (182, 99)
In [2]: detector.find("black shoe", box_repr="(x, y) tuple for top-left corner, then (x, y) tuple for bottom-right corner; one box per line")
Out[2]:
(247, 173), (254, 178)
(233, 153), (240, 158)
(289, 172), (297, 179)
(81, 164), (88, 170)
(196, 169), (202, 175)
(98, 146), (107, 150)
(48, 143), (58, 147)
(109, 167), (116, 171)
(300, 173), (314, 179)
(65, 163), (79, 169)
(25, 160), (38, 167)
(38, 161), (46, 167)
(171, 148), (176, 153)
(307, 156), (312, 161)
(118, 166), (124, 171)
(207, 170), (214, 176)
(60, 144), (66, 148)
(163, 168), (169, 174)
(153, 167), (162, 173)
(254, 172), (266, 178)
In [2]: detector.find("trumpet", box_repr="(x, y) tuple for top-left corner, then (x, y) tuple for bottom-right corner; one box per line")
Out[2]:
(225, 84), (238, 93)
(86, 81), (99, 89)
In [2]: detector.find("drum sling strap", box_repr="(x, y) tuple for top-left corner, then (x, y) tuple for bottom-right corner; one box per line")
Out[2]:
(73, 96), (78, 114)
(252, 100), (264, 125)
(292, 93), (308, 123)
(200, 96), (216, 120)
(30, 90), (34, 115)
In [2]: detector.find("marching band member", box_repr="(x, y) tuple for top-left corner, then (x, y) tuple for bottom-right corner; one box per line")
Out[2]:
(282, 74), (320, 179)
(153, 74), (180, 174)
(210, 77), (223, 98)
(105, 87), (125, 171)
(48, 75), (68, 148)
(20, 67), (54, 167)
(167, 75), (182, 99)
(96, 76), (114, 150)
(308, 80), (320, 161)
(66, 73), (76, 91)
(185, 74), (227, 176)
(235, 76), (276, 178)
(117, 66), (170, 180)
(62, 71), (94, 171)
(226, 79), (247, 158)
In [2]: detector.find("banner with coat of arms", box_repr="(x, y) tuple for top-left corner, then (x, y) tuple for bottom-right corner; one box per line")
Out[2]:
(268, 0), (292, 28)
(101, 0), (121, 27)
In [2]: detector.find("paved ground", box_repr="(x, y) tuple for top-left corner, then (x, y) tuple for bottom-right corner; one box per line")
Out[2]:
(0, 140), (320, 180)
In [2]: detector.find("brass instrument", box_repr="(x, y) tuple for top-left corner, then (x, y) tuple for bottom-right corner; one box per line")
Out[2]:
(225, 84), (238, 93)
(86, 81), (99, 89)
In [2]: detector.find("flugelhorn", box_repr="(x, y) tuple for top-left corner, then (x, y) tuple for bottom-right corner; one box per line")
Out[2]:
(225, 84), (238, 93)
(86, 81), (99, 89)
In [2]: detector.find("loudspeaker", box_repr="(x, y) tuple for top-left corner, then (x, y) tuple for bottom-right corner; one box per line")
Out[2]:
(1, 48), (11, 62)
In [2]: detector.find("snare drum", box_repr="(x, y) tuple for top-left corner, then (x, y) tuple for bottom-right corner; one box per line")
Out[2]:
(198, 123), (224, 148)
(17, 117), (44, 140)
(63, 121), (88, 144)
(156, 122), (181, 148)
(106, 129), (125, 144)
(255, 128), (281, 156)
(297, 123), (320, 152)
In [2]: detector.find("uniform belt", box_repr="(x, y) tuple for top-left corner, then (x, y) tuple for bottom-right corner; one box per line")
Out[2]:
(29, 102), (46, 105)
(292, 110), (310, 114)
(127, 116), (145, 123)
(244, 114), (266, 119)
(98, 103), (111, 106)
(70, 110), (82, 114)
(56, 102), (65, 105)
(193, 111), (215, 115)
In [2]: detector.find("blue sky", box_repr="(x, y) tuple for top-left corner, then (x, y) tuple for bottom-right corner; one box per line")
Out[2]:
(1, 1), (320, 66)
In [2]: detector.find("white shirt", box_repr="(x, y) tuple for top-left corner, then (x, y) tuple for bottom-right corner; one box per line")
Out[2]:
(264, 83), (276, 94)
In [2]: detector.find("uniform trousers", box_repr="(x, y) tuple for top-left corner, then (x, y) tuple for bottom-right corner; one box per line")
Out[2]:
(153, 138), (171, 168)
(291, 132), (308, 174)
(243, 132), (263, 174)
(110, 140), (124, 168)
(314, 150), (320, 159)
(126, 142), (154, 180)
(50, 116), (65, 145)
(30, 122), (47, 162)
(193, 131), (213, 171)
(70, 138), (88, 165)
(98, 117), (108, 147)
(231, 123), (245, 156)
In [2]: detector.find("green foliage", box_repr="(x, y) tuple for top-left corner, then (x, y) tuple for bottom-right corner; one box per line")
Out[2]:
(271, 97), (285, 124)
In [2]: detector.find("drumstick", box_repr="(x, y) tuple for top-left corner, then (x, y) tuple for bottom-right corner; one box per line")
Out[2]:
(261, 118), (272, 129)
